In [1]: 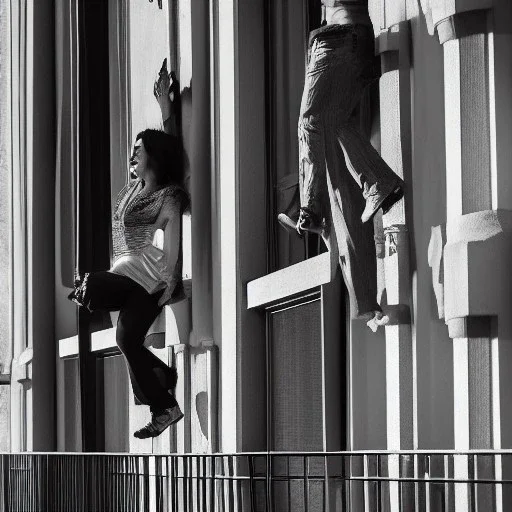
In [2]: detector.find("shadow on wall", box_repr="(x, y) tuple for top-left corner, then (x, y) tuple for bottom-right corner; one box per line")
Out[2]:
(190, 345), (218, 452)
(196, 391), (209, 438)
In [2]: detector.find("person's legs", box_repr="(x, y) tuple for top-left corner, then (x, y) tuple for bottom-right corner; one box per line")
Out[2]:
(329, 25), (403, 222)
(297, 34), (340, 222)
(73, 271), (177, 399)
(325, 26), (399, 190)
(296, 25), (402, 231)
(70, 271), (181, 437)
(324, 132), (381, 319)
(335, 120), (399, 192)
(69, 270), (140, 311)
(116, 286), (178, 411)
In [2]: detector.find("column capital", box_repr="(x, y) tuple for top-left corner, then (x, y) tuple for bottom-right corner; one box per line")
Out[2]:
(420, 0), (492, 38)
(443, 210), (512, 321)
(381, 304), (411, 325)
(447, 315), (492, 339)
(374, 24), (401, 56)
(435, 8), (490, 45)
(173, 343), (189, 355)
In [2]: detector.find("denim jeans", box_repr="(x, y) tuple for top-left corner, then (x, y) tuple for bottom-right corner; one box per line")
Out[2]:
(72, 271), (178, 411)
(299, 24), (400, 318)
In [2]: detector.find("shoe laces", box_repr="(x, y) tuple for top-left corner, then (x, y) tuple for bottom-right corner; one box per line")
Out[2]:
(362, 182), (379, 199)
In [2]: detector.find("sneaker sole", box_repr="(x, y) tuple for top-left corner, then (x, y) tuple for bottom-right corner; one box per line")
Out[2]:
(277, 213), (300, 234)
(278, 213), (324, 236)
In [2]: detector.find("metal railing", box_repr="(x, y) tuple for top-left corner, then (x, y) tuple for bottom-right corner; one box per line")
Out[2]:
(1, 450), (511, 511)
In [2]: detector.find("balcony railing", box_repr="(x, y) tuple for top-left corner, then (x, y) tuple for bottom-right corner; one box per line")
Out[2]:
(1, 450), (511, 511)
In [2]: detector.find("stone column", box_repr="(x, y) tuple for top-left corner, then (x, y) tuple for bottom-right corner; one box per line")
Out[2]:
(216, 0), (267, 454)
(190, 0), (214, 349)
(438, 8), (495, 511)
(422, 2), (512, 509)
(376, 20), (415, 512)
(174, 344), (192, 453)
(10, 0), (56, 452)
(188, 0), (218, 455)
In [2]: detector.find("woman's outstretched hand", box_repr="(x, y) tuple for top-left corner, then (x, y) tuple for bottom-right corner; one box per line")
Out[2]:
(154, 58), (179, 135)
(154, 58), (172, 99)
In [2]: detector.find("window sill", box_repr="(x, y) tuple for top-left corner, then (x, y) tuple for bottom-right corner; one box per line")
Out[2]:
(246, 252), (334, 309)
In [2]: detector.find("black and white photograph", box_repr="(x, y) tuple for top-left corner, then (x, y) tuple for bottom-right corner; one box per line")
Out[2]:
(0, 0), (510, 510)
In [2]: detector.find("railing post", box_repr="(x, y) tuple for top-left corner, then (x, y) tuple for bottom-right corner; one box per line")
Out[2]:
(248, 455), (256, 512)
(266, 452), (272, 512)
(1, 455), (8, 512)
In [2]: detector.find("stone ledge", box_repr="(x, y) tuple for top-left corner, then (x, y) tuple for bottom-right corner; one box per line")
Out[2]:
(58, 299), (191, 359)
(429, 210), (512, 323)
(247, 252), (334, 309)
(375, 25), (401, 55)
(447, 316), (493, 339)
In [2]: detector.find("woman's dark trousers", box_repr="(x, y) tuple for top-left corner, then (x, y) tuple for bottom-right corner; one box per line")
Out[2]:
(84, 271), (177, 411)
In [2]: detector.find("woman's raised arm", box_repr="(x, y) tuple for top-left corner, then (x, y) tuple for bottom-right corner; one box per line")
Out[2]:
(154, 58), (178, 136)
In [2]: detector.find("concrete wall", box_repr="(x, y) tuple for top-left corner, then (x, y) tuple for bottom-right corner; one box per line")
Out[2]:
(0, 0), (12, 452)
(409, 11), (455, 450)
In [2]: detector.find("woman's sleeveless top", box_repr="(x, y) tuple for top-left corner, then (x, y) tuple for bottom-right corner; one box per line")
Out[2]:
(110, 178), (188, 306)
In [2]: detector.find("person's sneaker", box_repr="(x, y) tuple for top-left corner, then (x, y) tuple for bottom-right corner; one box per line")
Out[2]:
(133, 404), (184, 439)
(277, 211), (324, 236)
(366, 311), (390, 332)
(277, 212), (302, 235)
(361, 181), (404, 223)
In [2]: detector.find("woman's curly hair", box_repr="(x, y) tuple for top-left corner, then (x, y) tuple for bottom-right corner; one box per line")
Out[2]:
(136, 129), (185, 187)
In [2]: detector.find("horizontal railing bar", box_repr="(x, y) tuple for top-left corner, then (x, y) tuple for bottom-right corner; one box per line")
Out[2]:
(3, 449), (512, 456)
(220, 475), (512, 485)
(109, 473), (253, 481)
(337, 476), (512, 485)
(103, 473), (512, 486)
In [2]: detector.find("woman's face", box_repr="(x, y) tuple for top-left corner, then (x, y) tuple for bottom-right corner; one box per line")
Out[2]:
(130, 139), (150, 179)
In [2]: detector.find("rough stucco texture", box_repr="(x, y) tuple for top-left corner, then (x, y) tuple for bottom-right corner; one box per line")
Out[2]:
(0, 2), (11, 450)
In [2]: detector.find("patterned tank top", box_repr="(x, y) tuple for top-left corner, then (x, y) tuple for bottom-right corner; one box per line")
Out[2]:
(111, 179), (189, 305)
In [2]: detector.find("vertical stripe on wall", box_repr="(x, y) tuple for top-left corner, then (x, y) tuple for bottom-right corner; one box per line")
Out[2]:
(217, 0), (238, 453)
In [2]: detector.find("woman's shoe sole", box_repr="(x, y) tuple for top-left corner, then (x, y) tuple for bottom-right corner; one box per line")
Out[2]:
(277, 213), (300, 234)
(277, 213), (324, 236)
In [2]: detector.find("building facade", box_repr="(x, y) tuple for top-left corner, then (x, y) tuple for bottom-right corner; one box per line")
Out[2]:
(2, 0), (512, 509)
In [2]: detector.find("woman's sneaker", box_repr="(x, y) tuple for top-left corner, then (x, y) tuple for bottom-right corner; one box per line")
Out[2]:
(133, 404), (184, 439)
(366, 311), (390, 332)
(277, 208), (325, 237)
(361, 180), (404, 223)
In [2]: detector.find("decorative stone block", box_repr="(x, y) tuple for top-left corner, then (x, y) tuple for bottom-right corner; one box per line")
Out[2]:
(420, 0), (493, 36)
(428, 224), (446, 319)
(443, 210), (512, 321)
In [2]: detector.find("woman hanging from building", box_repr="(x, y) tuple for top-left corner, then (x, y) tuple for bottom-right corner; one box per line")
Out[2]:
(278, 0), (404, 331)
(68, 60), (189, 439)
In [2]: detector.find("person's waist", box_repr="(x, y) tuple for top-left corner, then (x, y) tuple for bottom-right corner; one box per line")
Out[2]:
(326, 9), (371, 27)
(309, 22), (372, 47)
(112, 244), (162, 262)
(322, 0), (368, 7)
